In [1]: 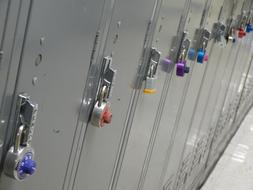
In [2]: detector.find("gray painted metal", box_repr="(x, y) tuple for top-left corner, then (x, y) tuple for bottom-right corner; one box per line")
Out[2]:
(71, 0), (162, 189)
(0, 0), (113, 189)
(0, 0), (253, 190)
(112, 1), (189, 190)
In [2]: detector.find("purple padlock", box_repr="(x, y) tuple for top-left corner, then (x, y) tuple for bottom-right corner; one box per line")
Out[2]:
(176, 60), (186, 77)
(161, 57), (173, 72)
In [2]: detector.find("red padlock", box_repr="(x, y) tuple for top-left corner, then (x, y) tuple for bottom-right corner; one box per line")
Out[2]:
(238, 28), (246, 38)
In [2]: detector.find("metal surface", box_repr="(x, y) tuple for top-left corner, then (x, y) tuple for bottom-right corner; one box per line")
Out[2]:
(0, 0), (253, 189)
(0, 0), (114, 189)
(113, 0), (190, 189)
(71, 0), (162, 189)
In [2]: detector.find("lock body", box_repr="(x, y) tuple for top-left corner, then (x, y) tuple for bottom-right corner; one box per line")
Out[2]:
(188, 48), (196, 60)
(197, 49), (205, 63)
(144, 76), (157, 94)
(4, 146), (36, 180)
(91, 101), (112, 128)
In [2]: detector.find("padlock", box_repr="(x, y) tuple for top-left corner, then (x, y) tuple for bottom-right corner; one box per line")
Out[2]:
(197, 49), (205, 64)
(238, 28), (246, 38)
(144, 76), (157, 94)
(4, 94), (38, 181)
(143, 48), (160, 94)
(188, 48), (196, 60)
(246, 23), (253, 33)
(204, 53), (209, 62)
(91, 101), (112, 128)
(4, 126), (37, 181)
(161, 57), (173, 73)
(176, 60), (189, 77)
(90, 56), (115, 128)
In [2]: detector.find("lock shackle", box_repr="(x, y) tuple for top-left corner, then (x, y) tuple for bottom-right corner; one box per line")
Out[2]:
(14, 125), (25, 153)
(202, 41), (206, 51)
(98, 86), (108, 107)
(179, 49), (186, 61)
(149, 64), (155, 78)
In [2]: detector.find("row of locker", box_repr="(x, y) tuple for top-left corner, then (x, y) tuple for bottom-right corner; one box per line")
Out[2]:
(0, 0), (253, 189)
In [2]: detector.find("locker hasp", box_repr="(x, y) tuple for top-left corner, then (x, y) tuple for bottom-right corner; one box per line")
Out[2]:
(91, 56), (115, 128)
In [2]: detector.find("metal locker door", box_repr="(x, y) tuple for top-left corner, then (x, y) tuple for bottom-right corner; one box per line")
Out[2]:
(175, 0), (230, 189)
(138, 0), (212, 190)
(160, 1), (225, 189)
(0, 0), (113, 189)
(202, 0), (246, 173)
(177, 0), (237, 188)
(228, 0), (253, 135)
(203, 0), (249, 172)
(68, 0), (162, 190)
(109, 0), (189, 190)
(235, 54), (253, 123)
(182, 0), (237, 189)
(212, 0), (253, 156)
(0, 0), (34, 164)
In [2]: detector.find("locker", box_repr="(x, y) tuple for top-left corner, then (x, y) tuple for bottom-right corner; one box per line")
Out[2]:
(235, 55), (253, 123)
(0, 0), (35, 164)
(138, 1), (213, 190)
(111, 0), (189, 190)
(0, 0), (253, 190)
(159, 0), (229, 189)
(193, 1), (241, 179)
(70, 0), (162, 189)
(0, 0), (114, 189)
(178, 0), (234, 189)
(205, 0), (253, 168)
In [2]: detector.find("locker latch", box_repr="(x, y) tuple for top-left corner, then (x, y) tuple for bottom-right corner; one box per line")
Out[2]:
(90, 56), (116, 128)
(211, 22), (226, 46)
(4, 94), (38, 181)
(176, 32), (191, 77)
(224, 18), (237, 43)
(143, 48), (161, 94)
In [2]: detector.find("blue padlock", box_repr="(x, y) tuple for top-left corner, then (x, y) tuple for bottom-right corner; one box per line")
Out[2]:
(188, 48), (196, 60)
(246, 24), (253, 33)
(197, 49), (205, 64)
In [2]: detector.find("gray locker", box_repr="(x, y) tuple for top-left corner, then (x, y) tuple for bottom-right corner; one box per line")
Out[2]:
(138, 1), (214, 190)
(178, 0), (239, 189)
(159, 1), (229, 189)
(0, 0), (253, 190)
(190, 1), (253, 188)
(0, 0), (35, 163)
(0, 0), (114, 189)
(70, 0), (162, 189)
(206, 0), (253, 169)
(112, 0), (189, 190)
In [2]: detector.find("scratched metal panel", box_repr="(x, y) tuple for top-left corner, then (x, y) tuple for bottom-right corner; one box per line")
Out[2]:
(71, 0), (162, 189)
(0, 0), (33, 165)
(0, 0), (111, 189)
